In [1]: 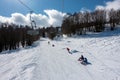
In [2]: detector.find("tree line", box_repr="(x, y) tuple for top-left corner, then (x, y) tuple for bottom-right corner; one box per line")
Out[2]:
(0, 9), (120, 52)
(61, 9), (120, 36)
(0, 23), (60, 52)
(0, 23), (39, 52)
(38, 25), (61, 40)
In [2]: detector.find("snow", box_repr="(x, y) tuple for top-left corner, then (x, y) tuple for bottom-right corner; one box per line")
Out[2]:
(0, 27), (120, 80)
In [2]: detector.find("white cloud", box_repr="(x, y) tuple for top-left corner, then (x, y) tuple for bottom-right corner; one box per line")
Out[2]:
(0, 9), (66, 28)
(80, 7), (91, 13)
(29, 13), (50, 27)
(44, 9), (66, 27)
(96, 0), (120, 10)
(0, 16), (11, 23)
(11, 13), (29, 25)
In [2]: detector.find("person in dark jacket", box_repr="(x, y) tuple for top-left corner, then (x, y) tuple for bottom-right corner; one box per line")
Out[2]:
(83, 58), (88, 63)
(52, 44), (55, 47)
(78, 55), (84, 61)
(48, 41), (50, 44)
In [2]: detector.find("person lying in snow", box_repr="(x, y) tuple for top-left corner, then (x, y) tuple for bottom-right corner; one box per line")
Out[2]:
(52, 44), (55, 47)
(66, 47), (70, 53)
(78, 55), (84, 61)
(78, 55), (88, 65)
(66, 47), (72, 54)
(81, 58), (88, 65)
(48, 41), (50, 44)
(84, 58), (87, 63)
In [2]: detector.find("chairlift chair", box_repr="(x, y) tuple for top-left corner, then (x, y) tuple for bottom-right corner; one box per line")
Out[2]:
(18, 0), (39, 36)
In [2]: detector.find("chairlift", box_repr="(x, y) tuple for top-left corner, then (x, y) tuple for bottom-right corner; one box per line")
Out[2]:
(18, 0), (39, 36)
(27, 11), (39, 35)
(18, 0), (65, 36)
(62, 0), (64, 13)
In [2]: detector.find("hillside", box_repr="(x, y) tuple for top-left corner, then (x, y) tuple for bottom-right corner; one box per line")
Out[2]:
(0, 27), (120, 80)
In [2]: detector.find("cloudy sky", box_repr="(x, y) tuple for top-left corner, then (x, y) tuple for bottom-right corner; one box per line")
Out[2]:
(0, 0), (120, 27)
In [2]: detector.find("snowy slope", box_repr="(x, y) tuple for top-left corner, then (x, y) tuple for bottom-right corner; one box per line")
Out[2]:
(0, 27), (120, 80)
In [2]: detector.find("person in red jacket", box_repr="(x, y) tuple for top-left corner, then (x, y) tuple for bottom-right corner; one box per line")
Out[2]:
(66, 47), (70, 53)
(66, 47), (70, 52)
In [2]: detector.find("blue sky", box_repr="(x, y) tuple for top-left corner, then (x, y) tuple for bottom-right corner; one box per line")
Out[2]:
(0, 0), (112, 17)
(0, 0), (120, 27)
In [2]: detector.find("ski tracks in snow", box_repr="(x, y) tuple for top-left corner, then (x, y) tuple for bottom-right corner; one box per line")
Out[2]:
(32, 40), (95, 80)
(80, 37), (120, 80)
(32, 35), (120, 80)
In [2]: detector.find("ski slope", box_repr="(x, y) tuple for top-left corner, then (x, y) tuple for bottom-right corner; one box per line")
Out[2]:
(0, 27), (120, 80)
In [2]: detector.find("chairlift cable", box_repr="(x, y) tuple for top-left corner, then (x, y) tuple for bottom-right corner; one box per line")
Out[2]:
(17, 0), (33, 12)
(17, 0), (36, 29)
(62, 0), (64, 13)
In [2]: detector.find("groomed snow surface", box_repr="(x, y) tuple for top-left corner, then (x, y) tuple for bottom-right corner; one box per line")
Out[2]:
(0, 27), (120, 80)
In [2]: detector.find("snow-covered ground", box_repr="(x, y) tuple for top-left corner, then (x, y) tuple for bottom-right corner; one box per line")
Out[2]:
(0, 27), (120, 80)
